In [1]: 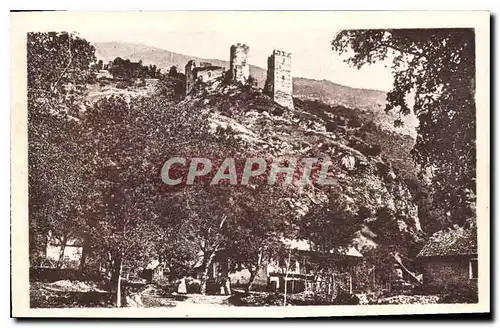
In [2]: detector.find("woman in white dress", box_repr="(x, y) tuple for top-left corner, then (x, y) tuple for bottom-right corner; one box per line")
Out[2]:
(178, 277), (187, 294)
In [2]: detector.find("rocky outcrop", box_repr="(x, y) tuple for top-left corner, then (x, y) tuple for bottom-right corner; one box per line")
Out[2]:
(183, 80), (423, 252)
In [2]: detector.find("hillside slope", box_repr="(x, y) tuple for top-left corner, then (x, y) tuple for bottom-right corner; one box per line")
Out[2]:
(171, 78), (424, 253)
(93, 41), (417, 137)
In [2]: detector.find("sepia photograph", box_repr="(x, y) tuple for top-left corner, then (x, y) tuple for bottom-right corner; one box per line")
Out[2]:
(10, 11), (490, 318)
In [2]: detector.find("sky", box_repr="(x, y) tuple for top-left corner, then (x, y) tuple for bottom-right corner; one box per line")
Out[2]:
(75, 11), (395, 91)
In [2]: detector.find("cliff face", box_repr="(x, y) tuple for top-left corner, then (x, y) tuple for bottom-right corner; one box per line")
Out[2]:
(180, 80), (424, 253)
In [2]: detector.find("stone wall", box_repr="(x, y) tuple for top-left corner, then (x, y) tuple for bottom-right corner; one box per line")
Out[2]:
(230, 43), (250, 83)
(264, 50), (294, 109)
(422, 256), (477, 290)
(196, 67), (225, 83)
(185, 60), (196, 96)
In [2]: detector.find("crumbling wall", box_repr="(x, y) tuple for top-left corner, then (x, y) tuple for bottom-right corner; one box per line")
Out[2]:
(230, 43), (250, 83)
(185, 60), (196, 96)
(264, 50), (294, 109)
(196, 67), (225, 83)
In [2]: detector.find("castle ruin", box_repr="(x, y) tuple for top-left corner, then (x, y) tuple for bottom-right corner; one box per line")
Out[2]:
(229, 43), (250, 83)
(185, 60), (226, 96)
(184, 45), (295, 111)
(264, 50), (294, 109)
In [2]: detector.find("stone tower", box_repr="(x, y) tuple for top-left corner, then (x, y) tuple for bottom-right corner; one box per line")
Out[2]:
(185, 60), (196, 96)
(230, 43), (250, 83)
(264, 50), (294, 109)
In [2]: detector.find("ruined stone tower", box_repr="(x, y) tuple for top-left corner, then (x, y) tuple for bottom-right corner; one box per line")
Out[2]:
(185, 60), (196, 96)
(264, 50), (294, 109)
(229, 43), (250, 83)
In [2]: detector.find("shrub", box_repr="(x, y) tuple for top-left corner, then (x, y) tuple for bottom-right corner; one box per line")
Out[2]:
(333, 293), (360, 305)
(348, 116), (363, 128)
(438, 284), (478, 304)
(185, 277), (201, 294)
(325, 121), (337, 132)
(247, 75), (258, 87)
(115, 81), (129, 89)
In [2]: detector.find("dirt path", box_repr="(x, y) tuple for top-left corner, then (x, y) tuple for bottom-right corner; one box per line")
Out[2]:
(137, 285), (233, 308)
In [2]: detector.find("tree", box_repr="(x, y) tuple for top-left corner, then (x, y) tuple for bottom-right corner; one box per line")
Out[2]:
(332, 29), (476, 226)
(79, 93), (220, 302)
(28, 32), (96, 99)
(28, 32), (96, 263)
(225, 183), (294, 292)
(294, 191), (362, 301)
(299, 193), (360, 254)
(168, 65), (178, 77)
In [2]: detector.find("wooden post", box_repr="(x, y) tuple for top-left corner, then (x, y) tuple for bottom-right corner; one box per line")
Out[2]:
(388, 270), (392, 294)
(116, 260), (123, 307)
(283, 248), (292, 306)
(331, 272), (336, 302)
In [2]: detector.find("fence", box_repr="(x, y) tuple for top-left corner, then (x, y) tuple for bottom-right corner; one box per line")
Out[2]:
(304, 272), (353, 299)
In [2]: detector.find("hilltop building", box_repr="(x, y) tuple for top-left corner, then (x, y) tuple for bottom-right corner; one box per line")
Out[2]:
(264, 49), (294, 109)
(229, 43), (250, 83)
(185, 45), (296, 112)
(184, 60), (225, 96)
(185, 43), (250, 95)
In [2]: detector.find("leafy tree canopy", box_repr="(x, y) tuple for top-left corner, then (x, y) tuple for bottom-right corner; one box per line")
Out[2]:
(332, 29), (476, 227)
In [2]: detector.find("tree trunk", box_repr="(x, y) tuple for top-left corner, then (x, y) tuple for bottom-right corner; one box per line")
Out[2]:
(110, 252), (123, 307)
(247, 250), (263, 293)
(246, 268), (257, 293)
(112, 254), (124, 307)
(116, 260), (123, 307)
(283, 248), (292, 306)
(200, 251), (217, 295)
(79, 233), (90, 274)
(56, 235), (68, 269)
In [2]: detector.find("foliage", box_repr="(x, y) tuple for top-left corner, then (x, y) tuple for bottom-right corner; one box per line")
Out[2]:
(437, 283), (478, 304)
(156, 71), (186, 100)
(28, 32), (96, 101)
(28, 32), (96, 262)
(225, 183), (296, 291)
(299, 192), (361, 253)
(109, 57), (162, 80)
(332, 29), (476, 227)
(333, 292), (360, 305)
(246, 75), (258, 87)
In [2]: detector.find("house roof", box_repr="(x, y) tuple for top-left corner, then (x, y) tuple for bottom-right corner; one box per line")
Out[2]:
(281, 238), (363, 257)
(417, 226), (477, 258)
(146, 259), (160, 270)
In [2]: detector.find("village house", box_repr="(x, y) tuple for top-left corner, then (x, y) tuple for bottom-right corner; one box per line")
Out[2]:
(138, 259), (164, 282)
(229, 239), (364, 294)
(416, 226), (477, 291)
(185, 60), (226, 95)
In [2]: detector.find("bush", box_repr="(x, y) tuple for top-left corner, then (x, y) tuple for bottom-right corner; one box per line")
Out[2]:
(325, 121), (337, 132)
(333, 293), (360, 305)
(438, 284), (478, 304)
(348, 116), (363, 128)
(366, 144), (382, 156)
(115, 81), (129, 89)
(185, 277), (201, 294)
(246, 75), (258, 87)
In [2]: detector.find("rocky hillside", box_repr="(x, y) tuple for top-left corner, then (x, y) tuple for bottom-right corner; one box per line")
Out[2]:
(173, 78), (424, 253)
(93, 41), (418, 137)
